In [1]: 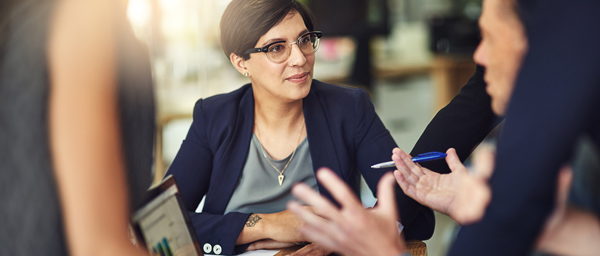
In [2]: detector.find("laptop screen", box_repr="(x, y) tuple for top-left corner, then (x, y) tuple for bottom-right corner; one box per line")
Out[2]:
(132, 175), (202, 256)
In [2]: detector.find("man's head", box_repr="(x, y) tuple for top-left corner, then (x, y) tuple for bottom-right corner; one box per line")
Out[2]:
(474, 0), (528, 115)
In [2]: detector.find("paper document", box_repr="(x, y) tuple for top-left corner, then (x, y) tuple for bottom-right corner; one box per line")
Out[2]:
(206, 250), (278, 256)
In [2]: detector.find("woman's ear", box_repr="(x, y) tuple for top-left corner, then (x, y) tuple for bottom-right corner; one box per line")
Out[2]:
(230, 53), (249, 77)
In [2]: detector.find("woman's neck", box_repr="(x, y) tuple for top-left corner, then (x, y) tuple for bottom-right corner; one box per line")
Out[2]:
(253, 95), (306, 160)
(254, 96), (304, 130)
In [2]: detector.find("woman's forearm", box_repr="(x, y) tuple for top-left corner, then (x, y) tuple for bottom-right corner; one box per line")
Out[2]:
(236, 209), (306, 245)
(236, 213), (269, 245)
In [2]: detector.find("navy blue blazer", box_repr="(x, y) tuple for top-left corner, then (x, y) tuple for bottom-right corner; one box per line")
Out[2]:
(166, 80), (434, 255)
(449, 1), (600, 255)
(411, 65), (501, 173)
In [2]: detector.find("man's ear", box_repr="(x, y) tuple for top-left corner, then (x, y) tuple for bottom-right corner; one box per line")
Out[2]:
(230, 53), (249, 76)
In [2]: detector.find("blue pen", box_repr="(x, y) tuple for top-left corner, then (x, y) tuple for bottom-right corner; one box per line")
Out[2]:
(370, 151), (447, 169)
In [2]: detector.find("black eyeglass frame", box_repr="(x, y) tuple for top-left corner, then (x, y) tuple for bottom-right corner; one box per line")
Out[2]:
(243, 31), (323, 63)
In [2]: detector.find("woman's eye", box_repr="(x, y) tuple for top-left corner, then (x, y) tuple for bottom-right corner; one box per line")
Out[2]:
(300, 36), (311, 45)
(269, 44), (286, 53)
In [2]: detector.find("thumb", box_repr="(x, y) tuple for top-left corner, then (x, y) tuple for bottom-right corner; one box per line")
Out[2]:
(472, 144), (496, 180)
(555, 165), (573, 208)
(376, 172), (399, 220)
(446, 148), (467, 175)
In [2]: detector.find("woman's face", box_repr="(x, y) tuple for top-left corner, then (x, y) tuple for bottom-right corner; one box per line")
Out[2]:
(242, 11), (315, 103)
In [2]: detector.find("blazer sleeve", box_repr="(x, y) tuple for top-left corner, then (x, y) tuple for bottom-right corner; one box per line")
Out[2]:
(165, 99), (251, 255)
(411, 65), (501, 174)
(352, 89), (435, 240)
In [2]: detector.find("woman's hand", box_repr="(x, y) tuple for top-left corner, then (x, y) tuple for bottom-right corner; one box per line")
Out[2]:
(246, 240), (333, 256)
(289, 243), (334, 256)
(237, 208), (310, 245)
(261, 208), (310, 242)
(246, 239), (295, 251)
(393, 147), (493, 225)
(288, 168), (406, 256)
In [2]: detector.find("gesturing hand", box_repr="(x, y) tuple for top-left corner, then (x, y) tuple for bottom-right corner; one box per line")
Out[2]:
(393, 147), (493, 225)
(287, 168), (406, 256)
(289, 243), (334, 256)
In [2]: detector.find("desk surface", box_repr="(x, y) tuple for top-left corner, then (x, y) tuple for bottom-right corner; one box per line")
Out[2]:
(226, 240), (428, 256)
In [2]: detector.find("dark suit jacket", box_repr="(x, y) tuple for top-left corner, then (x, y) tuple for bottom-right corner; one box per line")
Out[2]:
(166, 80), (434, 255)
(449, 1), (600, 255)
(410, 65), (500, 173)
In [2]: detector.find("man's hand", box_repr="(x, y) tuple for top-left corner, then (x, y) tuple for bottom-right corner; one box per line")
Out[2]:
(393, 147), (493, 225)
(287, 168), (406, 256)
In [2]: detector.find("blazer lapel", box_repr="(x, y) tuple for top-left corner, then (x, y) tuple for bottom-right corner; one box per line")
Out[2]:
(206, 86), (254, 213)
(303, 82), (343, 201)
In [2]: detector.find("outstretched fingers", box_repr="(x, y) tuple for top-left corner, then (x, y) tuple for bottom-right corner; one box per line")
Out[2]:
(392, 148), (424, 184)
(290, 182), (339, 221)
(445, 148), (468, 175)
(376, 172), (399, 220)
(294, 217), (341, 252)
(393, 169), (411, 192)
(287, 200), (329, 234)
(471, 144), (496, 180)
(314, 168), (363, 211)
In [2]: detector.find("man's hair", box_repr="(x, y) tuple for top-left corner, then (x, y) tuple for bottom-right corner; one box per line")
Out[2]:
(220, 0), (315, 60)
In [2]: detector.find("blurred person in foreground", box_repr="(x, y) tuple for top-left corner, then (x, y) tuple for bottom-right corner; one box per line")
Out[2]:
(392, 1), (600, 254)
(395, 1), (600, 254)
(0, 0), (154, 255)
(288, 0), (600, 255)
(164, 0), (433, 255)
(447, 0), (600, 253)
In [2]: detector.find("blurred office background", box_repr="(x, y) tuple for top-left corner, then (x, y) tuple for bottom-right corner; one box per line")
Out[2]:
(126, 0), (481, 255)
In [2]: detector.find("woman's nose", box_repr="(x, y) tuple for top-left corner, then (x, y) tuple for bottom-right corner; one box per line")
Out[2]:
(288, 43), (307, 67)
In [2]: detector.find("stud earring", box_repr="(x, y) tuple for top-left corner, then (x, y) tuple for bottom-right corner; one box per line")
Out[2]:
(244, 72), (249, 77)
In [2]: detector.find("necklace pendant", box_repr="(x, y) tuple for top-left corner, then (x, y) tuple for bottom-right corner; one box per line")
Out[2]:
(278, 174), (284, 186)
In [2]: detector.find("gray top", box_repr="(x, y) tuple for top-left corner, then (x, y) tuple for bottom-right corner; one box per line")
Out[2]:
(0, 1), (154, 255)
(225, 134), (318, 214)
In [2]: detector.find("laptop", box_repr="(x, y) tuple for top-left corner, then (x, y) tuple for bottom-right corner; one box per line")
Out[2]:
(131, 175), (203, 256)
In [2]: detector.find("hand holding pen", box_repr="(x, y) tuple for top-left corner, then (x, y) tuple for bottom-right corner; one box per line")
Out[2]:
(391, 148), (491, 225)
(371, 151), (447, 169)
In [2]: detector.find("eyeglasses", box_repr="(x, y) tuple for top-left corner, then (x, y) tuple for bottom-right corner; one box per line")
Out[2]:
(243, 31), (322, 64)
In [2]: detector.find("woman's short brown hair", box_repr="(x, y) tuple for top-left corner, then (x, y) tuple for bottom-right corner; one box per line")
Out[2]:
(220, 0), (315, 60)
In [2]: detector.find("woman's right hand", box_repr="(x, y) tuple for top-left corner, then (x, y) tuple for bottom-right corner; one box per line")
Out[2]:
(236, 207), (311, 245)
(261, 208), (311, 242)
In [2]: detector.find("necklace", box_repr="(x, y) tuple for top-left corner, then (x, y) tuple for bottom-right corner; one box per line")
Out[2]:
(255, 120), (305, 186)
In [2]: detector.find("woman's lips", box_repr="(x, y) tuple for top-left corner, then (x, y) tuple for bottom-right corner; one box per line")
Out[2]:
(286, 72), (309, 83)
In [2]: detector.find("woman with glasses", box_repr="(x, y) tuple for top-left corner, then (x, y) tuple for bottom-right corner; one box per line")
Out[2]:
(165, 0), (433, 255)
